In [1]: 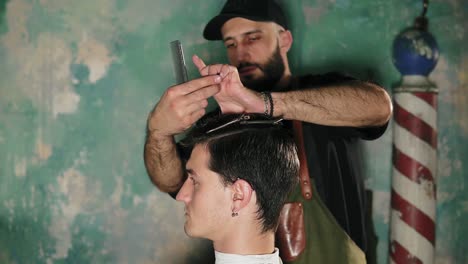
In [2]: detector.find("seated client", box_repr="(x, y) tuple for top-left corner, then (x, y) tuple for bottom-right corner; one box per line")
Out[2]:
(176, 113), (299, 264)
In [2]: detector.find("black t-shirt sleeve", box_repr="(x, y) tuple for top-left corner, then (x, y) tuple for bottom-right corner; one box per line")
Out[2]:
(355, 122), (389, 140)
(326, 122), (388, 140)
(292, 72), (357, 90)
(304, 122), (388, 141)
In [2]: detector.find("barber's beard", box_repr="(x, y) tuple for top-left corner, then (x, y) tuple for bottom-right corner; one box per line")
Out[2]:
(238, 46), (285, 92)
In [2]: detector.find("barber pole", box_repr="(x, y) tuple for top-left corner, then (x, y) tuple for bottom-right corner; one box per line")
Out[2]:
(389, 1), (439, 263)
(391, 77), (438, 264)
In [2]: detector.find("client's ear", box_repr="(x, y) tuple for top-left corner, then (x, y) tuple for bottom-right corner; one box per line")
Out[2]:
(231, 179), (254, 214)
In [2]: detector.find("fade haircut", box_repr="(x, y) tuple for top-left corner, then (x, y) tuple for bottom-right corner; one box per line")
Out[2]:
(180, 113), (299, 233)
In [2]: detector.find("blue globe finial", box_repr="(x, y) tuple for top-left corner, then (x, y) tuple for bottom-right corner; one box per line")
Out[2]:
(392, 17), (439, 76)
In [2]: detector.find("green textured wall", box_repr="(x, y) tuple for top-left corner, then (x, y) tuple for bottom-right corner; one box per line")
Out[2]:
(0, 0), (466, 263)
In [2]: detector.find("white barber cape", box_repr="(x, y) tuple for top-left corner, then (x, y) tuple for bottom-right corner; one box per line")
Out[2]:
(215, 248), (283, 264)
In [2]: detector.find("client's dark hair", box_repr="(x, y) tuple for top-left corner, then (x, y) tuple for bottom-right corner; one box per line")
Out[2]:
(181, 113), (299, 233)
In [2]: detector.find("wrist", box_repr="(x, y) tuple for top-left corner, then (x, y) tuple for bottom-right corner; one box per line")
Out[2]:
(260, 92), (273, 117)
(146, 125), (173, 141)
(147, 118), (172, 140)
(146, 130), (177, 154)
(147, 111), (170, 139)
(270, 92), (285, 117)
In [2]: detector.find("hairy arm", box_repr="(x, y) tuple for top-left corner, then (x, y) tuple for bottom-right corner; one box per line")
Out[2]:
(143, 64), (222, 193)
(144, 132), (184, 193)
(272, 79), (393, 127)
(191, 57), (392, 128)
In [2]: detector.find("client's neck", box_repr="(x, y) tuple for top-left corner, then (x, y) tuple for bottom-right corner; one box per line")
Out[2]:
(213, 225), (275, 255)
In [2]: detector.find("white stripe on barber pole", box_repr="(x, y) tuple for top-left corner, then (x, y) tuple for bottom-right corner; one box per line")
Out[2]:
(391, 210), (434, 264)
(394, 123), (437, 176)
(394, 93), (437, 128)
(392, 168), (436, 220)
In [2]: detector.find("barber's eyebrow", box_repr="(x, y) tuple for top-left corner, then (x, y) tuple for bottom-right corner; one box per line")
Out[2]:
(223, 29), (263, 42)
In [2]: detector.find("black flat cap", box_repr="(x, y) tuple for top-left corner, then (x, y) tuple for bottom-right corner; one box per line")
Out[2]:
(203, 0), (288, 40)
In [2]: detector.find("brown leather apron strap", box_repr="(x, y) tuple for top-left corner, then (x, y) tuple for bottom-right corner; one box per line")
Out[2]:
(292, 120), (312, 200)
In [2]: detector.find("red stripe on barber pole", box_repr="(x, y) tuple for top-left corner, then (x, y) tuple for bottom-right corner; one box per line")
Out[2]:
(391, 209), (434, 263)
(392, 168), (436, 221)
(395, 94), (436, 128)
(394, 102), (437, 148)
(394, 124), (437, 176)
(391, 189), (435, 243)
(412, 92), (437, 107)
(393, 147), (435, 185)
(390, 240), (423, 264)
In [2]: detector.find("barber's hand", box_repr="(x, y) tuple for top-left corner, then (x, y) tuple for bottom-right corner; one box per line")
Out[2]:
(192, 55), (264, 114)
(147, 75), (221, 137)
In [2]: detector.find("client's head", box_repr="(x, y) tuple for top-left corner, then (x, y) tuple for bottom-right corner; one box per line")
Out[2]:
(176, 113), (299, 242)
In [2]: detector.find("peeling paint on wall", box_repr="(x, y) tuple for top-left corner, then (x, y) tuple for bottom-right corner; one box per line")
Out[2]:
(75, 34), (116, 84)
(0, 0), (466, 263)
(35, 137), (52, 161)
(48, 168), (93, 260)
(14, 157), (27, 177)
(373, 191), (391, 224)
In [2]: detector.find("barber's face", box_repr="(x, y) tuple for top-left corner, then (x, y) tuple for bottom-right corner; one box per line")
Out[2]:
(221, 18), (285, 92)
(176, 144), (232, 240)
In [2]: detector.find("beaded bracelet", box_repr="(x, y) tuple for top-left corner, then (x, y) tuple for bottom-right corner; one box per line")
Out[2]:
(260, 92), (274, 117)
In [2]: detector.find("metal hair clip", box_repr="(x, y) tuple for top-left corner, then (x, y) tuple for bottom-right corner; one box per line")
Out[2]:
(206, 114), (283, 134)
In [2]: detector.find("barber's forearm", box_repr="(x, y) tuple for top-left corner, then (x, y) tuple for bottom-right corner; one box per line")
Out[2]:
(271, 81), (392, 127)
(144, 132), (185, 193)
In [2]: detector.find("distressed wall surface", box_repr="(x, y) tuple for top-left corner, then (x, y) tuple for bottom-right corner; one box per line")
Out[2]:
(0, 0), (466, 263)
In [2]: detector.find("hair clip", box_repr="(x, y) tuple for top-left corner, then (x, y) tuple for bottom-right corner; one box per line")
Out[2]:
(206, 114), (245, 134)
(206, 114), (283, 134)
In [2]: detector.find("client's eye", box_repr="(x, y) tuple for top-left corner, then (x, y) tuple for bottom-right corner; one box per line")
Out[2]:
(189, 176), (199, 186)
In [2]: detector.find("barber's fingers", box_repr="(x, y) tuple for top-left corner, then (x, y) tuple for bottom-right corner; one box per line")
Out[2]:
(174, 101), (208, 132)
(188, 108), (207, 126)
(217, 64), (234, 79)
(192, 55), (235, 78)
(171, 84), (218, 118)
(173, 75), (221, 95)
(192, 54), (207, 74)
(183, 98), (209, 116)
(185, 84), (220, 102)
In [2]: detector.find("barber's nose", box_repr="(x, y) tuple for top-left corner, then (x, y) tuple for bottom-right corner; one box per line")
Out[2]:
(236, 44), (250, 62)
(175, 179), (192, 204)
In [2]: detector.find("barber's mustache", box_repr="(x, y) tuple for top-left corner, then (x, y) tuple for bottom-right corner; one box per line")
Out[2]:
(238, 62), (263, 72)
